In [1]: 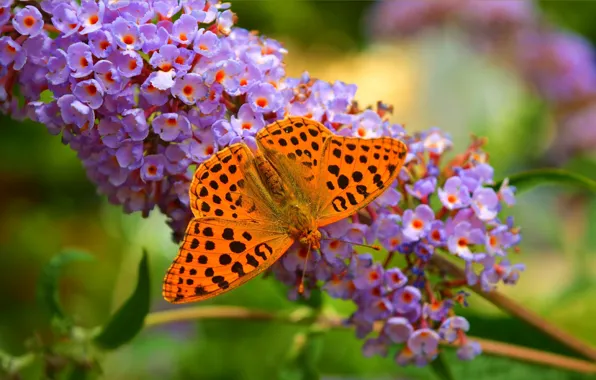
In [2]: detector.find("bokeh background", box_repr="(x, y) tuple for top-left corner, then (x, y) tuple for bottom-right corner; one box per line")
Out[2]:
(1, 1), (596, 379)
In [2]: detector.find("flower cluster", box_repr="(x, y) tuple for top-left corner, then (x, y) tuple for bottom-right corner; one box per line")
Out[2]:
(369, 0), (596, 161)
(272, 92), (523, 364)
(0, 0), (523, 367)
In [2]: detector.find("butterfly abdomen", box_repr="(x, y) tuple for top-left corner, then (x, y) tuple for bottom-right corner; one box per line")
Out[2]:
(255, 154), (286, 198)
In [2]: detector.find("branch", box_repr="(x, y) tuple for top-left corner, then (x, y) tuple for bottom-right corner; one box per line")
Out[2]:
(144, 306), (596, 374)
(429, 254), (596, 362)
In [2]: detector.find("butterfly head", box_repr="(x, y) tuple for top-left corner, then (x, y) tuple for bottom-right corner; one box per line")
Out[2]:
(299, 228), (321, 250)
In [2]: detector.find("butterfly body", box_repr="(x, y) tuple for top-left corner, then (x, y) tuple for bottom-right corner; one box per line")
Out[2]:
(163, 117), (407, 304)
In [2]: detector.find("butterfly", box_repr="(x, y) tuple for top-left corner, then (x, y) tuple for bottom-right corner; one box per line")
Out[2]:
(162, 117), (408, 303)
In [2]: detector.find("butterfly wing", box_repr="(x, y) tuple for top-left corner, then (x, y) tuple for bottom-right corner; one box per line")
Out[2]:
(164, 142), (294, 303)
(163, 218), (293, 303)
(315, 135), (407, 226)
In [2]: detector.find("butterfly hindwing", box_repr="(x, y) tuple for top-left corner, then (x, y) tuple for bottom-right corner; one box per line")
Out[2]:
(163, 218), (293, 303)
(316, 135), (407, 226)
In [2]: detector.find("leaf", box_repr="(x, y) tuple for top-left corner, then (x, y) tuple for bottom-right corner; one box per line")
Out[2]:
(39, 89), (54, 104)
(494, 169), (596, 195)
(94, 250), (151, 350)
(37, 250), (94, 322)
(430, 352), (456, 380)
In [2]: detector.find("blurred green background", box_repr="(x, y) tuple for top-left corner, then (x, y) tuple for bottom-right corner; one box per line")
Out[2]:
(2, 1), (596, 379)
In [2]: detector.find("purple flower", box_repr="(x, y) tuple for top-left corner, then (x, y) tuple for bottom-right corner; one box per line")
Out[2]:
(172, 73), (208, 105)
(116, 50), (143, 78)
(406, 329), (440, 366)
(447, 222), (485, 260)
(438, 176), (470, 209)
(78, 0), (104, 35)
(406, 177), (436, 200)
(353, 262), (384, 290)
(0, 37), (20, 66)
(457, 340), (482, 360)
(171, 14), (198, 44)
(498, 178), (516, 206)
(362, 337), (389, 358)
(51, 3), (80, 36)
(206, 59), (242, 93)
(111, 17), (142, 50)
(194, 30), (221, 57)
(88, 29), (115, 58)
(149, 44), (178, 71)
(94, 60), (125, 94)
(402, 204), (434, 242)
(427, 220), (446, 246)
(153, 113), (191, 142)
(57, 94), (95, 129)
(141, 73), (170, 106)
(67, 42), (94, 78)
(73, 79), (105, 109)
(13, 6), (43, 37)
(383, 317), (413, 343)
(393, 286), (421, 314)
(423, 127), (452, 155)
(471, 187), (499, 221)
(248, 83), (284, 113)
(121, 108), (149, 141)
(384, 268), (407, 291)
(141, 154), (166, 182)
(46, 50), (70, 85)
(439, 316), (469, 343)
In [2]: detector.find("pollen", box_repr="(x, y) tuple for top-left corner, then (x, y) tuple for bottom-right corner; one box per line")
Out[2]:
(412, 219), (423, 229)
(215, 69), (225, 83)
(122, 34), (135, 45)
(256, 97), (268, 108)
(88, 14), (99, 25)
(357, 127), (366, 137)
(183, 85), (194, 96)
(179, 33), (188, 42)
(239, 78), (248, 86)
(198, 44), (208, 51)
(23, 16), (35, 27)
(447, 194), (457, 204)
(241, 122), (252, 130)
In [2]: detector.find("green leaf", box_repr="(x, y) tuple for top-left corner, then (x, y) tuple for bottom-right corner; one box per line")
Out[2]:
(37, 250), (94, 322)
(93, 251), (151, 350)
(39, 89), (54, 104)
(494, 169), (596, 195)
(430, 352), (456, 380)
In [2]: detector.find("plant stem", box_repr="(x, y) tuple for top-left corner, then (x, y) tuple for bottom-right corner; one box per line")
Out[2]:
(429, 253), (596, 362)
(144, 305), (596, 374)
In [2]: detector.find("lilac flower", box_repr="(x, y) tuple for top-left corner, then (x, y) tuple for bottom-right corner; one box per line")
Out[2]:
(67, 43), (94, 78)
(51, 3), (80, 36)
(141, 74), (169, 106)
(439, 316), (469, 343)
(439, 176), (470, 209)
(194, 30), (221, 57)
(248, 83), (284, 113)
(384, 317), (414, 343)
(73, 79), (105, 109)
(171, 14), (198, 44)
(0, 37), (20, 66)
(393, 286), (422, 314)
(111, 17), (142, 50)
(458, 340), (482, 360)
(116, 50), (143, 78)
(353, 262), (384, 290)
(141, 154), (166, 182)
(172, 73), (208, 105)
(94, 60), (125, 94)
(46, 50), (70, 85)
(406, 177), (436, 200)
(78, 0), (105, 35)
(406, 329), (440, 366)
(402, 204), (434, 242)
(13, 6), (43, 37)
(153, 113), (191, 142)
(384, 268), (407, 291)
(471, 187), (499, 221)
(88, 30), (115, 58)
(57, 94), (94, 129)
(362, 337), (389, 358)
(205, 60), (242, 93)
(447, 222), (485, 260)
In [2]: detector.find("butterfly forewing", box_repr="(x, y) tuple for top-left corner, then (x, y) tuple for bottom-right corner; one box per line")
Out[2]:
(163, 218), (293, 303)
(315, 135), (407, 226)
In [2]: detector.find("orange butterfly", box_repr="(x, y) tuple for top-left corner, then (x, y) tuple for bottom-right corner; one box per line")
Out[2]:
(162, 117), (408, 303)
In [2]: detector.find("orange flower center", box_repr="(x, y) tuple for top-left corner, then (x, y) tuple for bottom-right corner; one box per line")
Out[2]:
(256, 97), (268, 108)
(6, 44), (15, 54)
(122, 34), (134, 45)
(85, 84), (97, 95)
(105, 72), (114, 83)
(457, 238), (468, 247)
(128, 59), (137, 71)
(412, 219), (423, 229)
(99, 40), (110, 51)
(166, 117), (178, 127)
(175, 56), (185, 65)
(239, 78), (248, 86)
(401, 292), (412, 302)
(205, 145), (214, 155)
(198, 44), (208, 51)
(79, 57), (88, 67)
(368, 271), (379, 281)
(489, 236), (497, 247)
(179, 33), (188, 42)
(23, 16), (35, 27)
(447, 194), (457, 203)
(215, 69), (225, 83)
(357, 127), (366, 137)
(371, 287), (381, 297)
(241, 122), (252, 130)
(329, 240), (339, 249)
(88, 14), (99, 25)
(160, 63), (172, 71)
(431, 230), (441, 240)
(183, 85), (194, 96)
(147, 165), (157, 175)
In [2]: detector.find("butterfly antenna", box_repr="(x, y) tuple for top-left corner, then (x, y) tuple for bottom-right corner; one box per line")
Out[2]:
(297, 244), (312, 295)
(320, 238), (381, 251)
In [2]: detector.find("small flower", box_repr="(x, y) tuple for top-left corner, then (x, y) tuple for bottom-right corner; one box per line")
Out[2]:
(471, 187), (499, 221)
(406, 177), (437, 200)
(51, 3), (80, 36)
(171, 14), (198, 44)
(0, 37), (20, 66)
(153, 113), (191, 142)
(402, 204), (434, 242)
(141, 154), (166, 182)
(362, 337), (389, 358)
(393, 286), (421, 313)
(384, 268), (407, 291)
(447, 222), (484, 260)
(423, 127), (452, 155)
(354, 262), (384, 290)
(439, 316), (469, 343)
(78, 0), (104, 35)
(46, 50), (70, 85)
(116, 50), (143, 78)
(88, 29), (115, 58)
(13, 6), (43, 37)
(438, 176), (470, 209)
(111, 17), (142, 50)
(67, 42), (94, 78)
(206, 59), (242, 93)
(172, 73), (208, 105)
(248, 83), (284, 113)
(73, 79), (105, 109)
(407, 329), (440, 366)
(194, 29), (221, 57)
(57, 94), (95, 129)
(383, 317), (413, 343)
(94, 60), (125, 94)
(457, 340), (482, 361)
